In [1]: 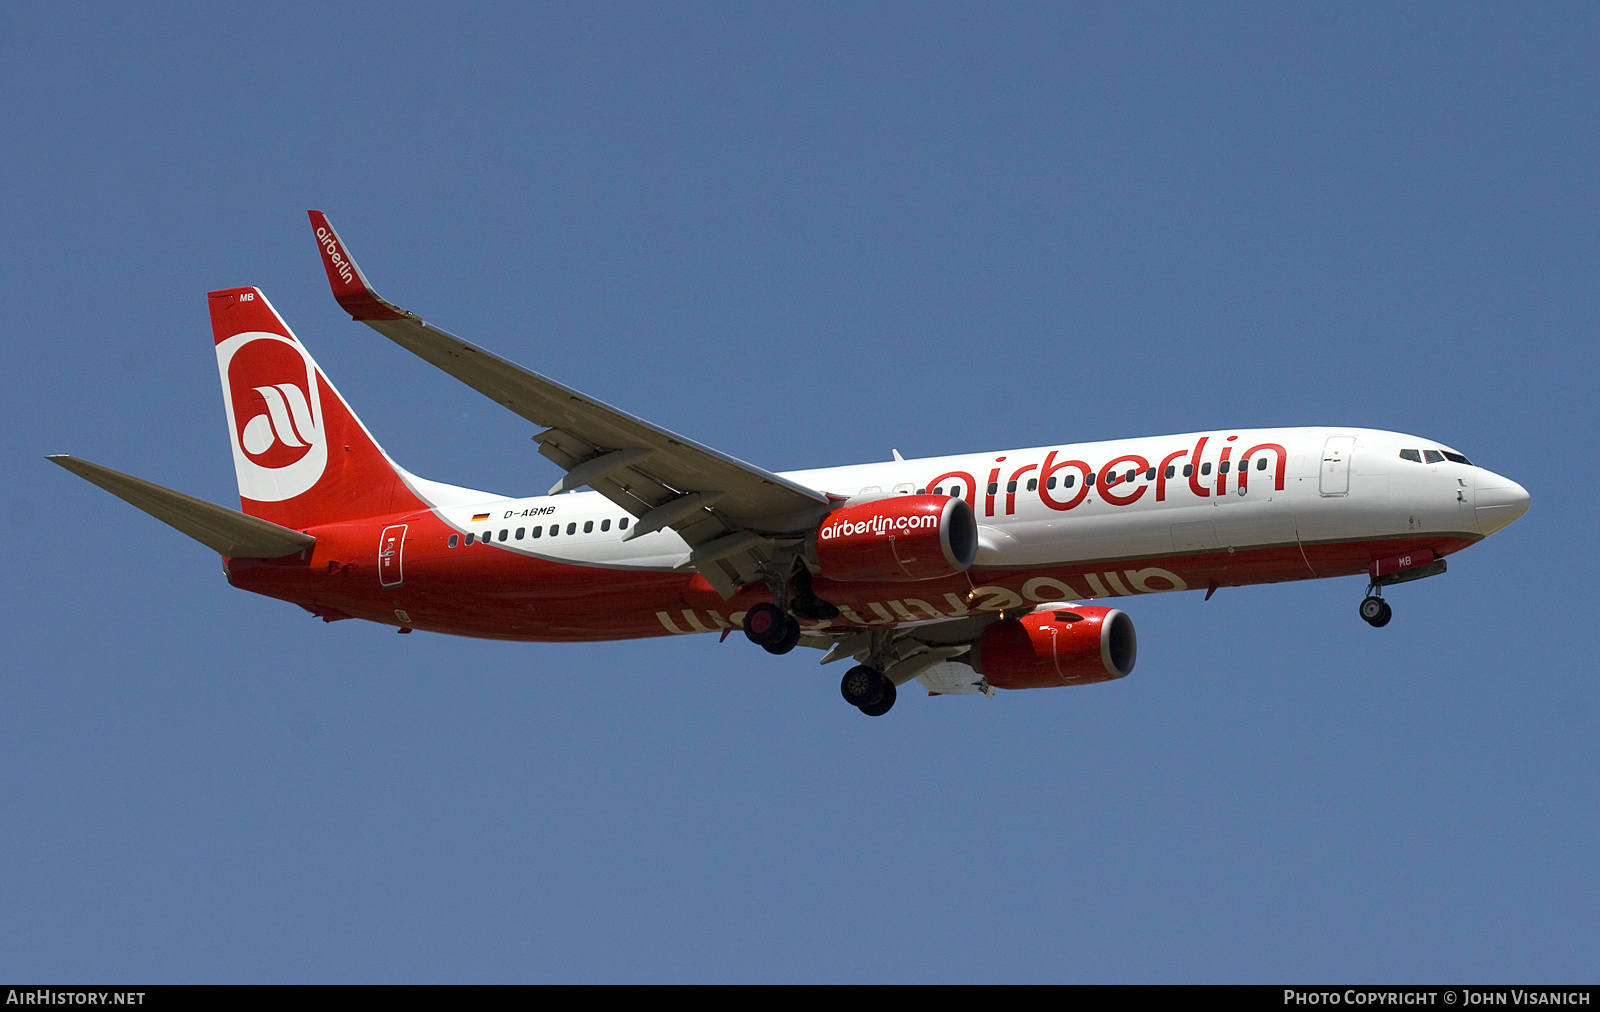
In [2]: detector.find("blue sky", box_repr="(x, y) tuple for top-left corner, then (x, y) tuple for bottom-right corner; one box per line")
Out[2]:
(1, 2), (1595, 982)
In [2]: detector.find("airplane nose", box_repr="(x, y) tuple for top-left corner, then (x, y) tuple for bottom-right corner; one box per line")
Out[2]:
(1474, 469), (1530, 536)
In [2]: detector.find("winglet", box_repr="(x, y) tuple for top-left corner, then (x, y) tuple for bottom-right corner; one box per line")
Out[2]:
(307, 210), (407, 322)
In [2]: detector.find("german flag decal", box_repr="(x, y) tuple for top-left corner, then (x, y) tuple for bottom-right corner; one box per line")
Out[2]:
(471, 512), (491, 522)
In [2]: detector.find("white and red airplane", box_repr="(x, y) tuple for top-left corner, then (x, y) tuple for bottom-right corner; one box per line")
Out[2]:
(51, 212), (1531, 716)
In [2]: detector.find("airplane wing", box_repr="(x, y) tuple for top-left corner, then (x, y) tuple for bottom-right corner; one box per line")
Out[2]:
(47, 455), (315, 558)
(307, 211), (833, 597)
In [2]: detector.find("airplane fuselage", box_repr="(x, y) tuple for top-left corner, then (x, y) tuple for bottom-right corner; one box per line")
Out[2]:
(226, 425), (1523, 641)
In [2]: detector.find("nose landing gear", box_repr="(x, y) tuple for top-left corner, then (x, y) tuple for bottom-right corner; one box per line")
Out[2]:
(1359, 594), (1392, 627)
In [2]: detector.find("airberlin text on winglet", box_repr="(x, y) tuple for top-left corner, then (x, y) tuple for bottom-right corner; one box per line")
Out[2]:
(314, 224), (356, 285)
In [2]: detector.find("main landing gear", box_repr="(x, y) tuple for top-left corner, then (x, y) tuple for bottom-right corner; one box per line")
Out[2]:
(742, 564), (839, 656)
(747, 564), (888, 713)
(743, 602), (802, 654)
(746, 603), (897, 716)
(840, 664), (897, 717)
(788, 565), (839, 622)
(1359, 593), (1392, 628)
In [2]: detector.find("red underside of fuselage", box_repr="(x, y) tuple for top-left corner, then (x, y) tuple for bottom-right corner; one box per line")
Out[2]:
(224, 508), (1478, 642)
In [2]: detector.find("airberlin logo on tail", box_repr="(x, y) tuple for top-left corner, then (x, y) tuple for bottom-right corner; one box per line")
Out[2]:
(216, 332), (328, 502)
(240, 383), (318, 456)
(314, 226), (356, 285)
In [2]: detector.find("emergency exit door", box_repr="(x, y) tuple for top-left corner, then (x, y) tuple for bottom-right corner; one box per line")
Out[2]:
(378, 524), (407, 587)
(1319, 437), (1355, 496)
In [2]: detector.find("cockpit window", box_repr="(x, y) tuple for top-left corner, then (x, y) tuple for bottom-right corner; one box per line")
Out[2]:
(1399, 449), (1422, 463)
(1423, 450), (1445, 464)
(1441, 451), (1472, 465)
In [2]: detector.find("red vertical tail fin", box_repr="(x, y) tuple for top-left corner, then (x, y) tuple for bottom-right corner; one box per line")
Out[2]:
(209, 286), (427, 529)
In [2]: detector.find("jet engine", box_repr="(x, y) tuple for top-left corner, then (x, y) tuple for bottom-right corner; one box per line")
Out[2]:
(810, 494), (977, 582)
(973, 606), (1136, 689)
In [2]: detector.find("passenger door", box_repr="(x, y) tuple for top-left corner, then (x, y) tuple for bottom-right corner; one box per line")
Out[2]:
(1319, 436), (1355, 497)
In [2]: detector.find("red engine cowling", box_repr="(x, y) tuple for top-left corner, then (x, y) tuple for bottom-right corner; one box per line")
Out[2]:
(975, 606), (1137, 689)
(811, 495), (978, 582)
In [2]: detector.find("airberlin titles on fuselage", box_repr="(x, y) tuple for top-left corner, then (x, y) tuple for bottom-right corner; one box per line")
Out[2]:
(928, 434), (1287, 518)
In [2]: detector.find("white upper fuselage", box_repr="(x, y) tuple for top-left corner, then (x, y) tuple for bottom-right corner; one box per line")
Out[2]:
(421, 427), (1529, 573)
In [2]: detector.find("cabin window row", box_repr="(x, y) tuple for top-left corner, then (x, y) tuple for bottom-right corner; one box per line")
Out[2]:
(934, 457), (1273, 497)
(446, 515), (631, 548)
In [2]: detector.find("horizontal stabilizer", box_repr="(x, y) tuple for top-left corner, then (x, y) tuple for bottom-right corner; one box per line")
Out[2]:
(47, 455), (315, 558)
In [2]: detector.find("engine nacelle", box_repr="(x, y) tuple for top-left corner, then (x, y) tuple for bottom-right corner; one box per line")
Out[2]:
(975, 606), (1136, 689)
(811, 495), (977, 582)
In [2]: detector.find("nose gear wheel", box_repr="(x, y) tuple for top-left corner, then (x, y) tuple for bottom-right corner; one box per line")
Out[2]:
(1359, 595), (1392, 627)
